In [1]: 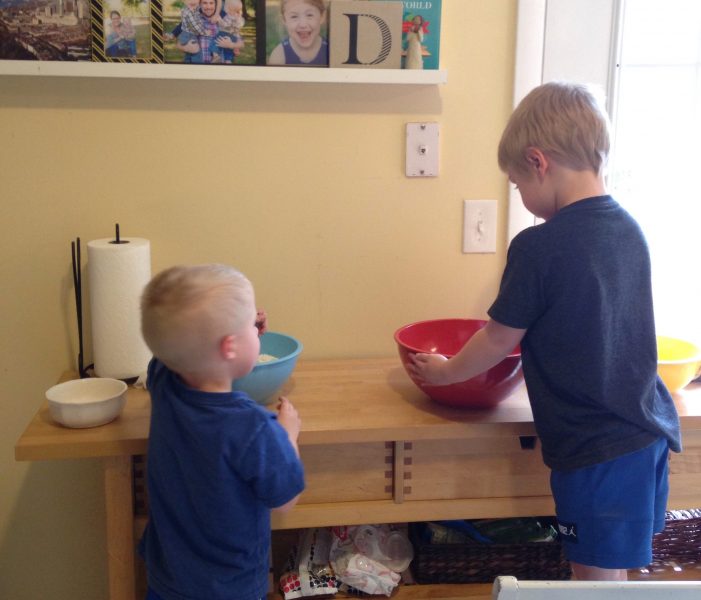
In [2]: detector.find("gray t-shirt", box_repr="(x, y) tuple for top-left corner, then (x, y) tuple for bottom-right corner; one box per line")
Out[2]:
(489, 195), (681, 471)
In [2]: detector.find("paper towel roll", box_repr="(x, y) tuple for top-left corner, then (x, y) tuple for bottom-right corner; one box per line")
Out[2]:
(87, 237), (152, 380)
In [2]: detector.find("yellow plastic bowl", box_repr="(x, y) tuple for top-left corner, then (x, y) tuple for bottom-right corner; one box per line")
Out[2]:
(657, 336), (701, 393)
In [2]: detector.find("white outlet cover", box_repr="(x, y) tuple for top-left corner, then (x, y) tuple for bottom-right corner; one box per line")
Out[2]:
(405, 122), (439, 177)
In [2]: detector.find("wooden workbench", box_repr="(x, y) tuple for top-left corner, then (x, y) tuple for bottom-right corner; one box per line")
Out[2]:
(15, 359), (701, 600)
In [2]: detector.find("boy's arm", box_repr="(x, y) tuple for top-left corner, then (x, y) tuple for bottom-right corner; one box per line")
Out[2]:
(168, 21), (182, 39)
(273, 494), (300, 513)
(275, 397), (300, 458)
(272, 397), (302, 513)
(409, 319), (526, 385)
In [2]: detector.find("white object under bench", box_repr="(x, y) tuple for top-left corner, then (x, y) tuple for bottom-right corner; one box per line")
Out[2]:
(492, 576), (701, 599)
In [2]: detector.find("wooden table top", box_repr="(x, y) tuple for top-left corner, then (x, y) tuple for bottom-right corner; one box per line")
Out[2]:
(15, 358), (701, 461)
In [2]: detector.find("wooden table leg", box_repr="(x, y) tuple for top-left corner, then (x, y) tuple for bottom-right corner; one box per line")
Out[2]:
(104, 455), (136, 600)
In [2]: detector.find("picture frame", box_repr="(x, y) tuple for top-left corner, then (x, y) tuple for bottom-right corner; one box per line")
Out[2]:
(264, 0), (329, 67)
(0, 0), (92, 61)
(381, 0), (442, 70)
(328, 0), (402, 69)
(161, 0), (263, 65)
(91, 0), (164, 62)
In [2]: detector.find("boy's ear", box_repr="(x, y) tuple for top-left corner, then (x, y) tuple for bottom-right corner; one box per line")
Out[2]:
(525, 147), (548, 177)
(220, 334), (237, 360)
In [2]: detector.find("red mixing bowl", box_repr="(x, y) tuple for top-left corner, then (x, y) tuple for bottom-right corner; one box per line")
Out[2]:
(394, 318), (524, 409)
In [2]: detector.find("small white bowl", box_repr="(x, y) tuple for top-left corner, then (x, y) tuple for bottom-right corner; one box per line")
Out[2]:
(46, 378), (127, 428)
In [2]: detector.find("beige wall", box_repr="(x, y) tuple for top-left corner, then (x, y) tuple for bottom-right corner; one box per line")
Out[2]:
(0, 2), (517, 598)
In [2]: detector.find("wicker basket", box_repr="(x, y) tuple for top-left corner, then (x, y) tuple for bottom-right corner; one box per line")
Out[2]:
(409, 510), (701, 583)
(650, 509), (701, 566)
(409, 522), (571, 584)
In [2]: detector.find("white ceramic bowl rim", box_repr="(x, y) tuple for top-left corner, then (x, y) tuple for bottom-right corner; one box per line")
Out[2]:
(46, 377), (128, 404)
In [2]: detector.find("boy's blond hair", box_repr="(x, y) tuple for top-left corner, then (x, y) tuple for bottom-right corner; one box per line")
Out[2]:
(498, 81), (611, 176)
(141, 264), (255, 373)
(281, 0), (326, 15)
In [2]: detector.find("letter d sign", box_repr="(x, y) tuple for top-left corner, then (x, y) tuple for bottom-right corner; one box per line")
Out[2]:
(329, 1), (402, 69)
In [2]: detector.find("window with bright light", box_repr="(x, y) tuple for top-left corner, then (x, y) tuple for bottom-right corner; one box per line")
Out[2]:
(512, 0), (701, 344)
(608, 0), (701, 342)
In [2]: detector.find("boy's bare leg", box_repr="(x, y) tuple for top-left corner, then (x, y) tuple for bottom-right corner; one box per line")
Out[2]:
(571, 562), (627, 581)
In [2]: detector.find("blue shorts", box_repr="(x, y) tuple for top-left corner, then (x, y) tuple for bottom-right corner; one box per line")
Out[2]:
(550, 437), (669, 569)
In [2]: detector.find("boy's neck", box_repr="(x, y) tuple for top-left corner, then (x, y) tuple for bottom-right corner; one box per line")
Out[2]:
(554, 167), (607, 211)
(179, 371), (232, 393)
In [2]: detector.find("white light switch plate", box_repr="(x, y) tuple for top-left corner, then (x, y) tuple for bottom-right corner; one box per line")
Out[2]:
(463, 199), (497, 253)
(405, 122), (439, 177)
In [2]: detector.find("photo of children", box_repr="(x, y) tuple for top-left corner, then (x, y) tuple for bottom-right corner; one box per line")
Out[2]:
(212, 0), (245, 63)
(266, 0), (328, 66)
(103, 0), (152, 59)
(163, 0), (259, 64)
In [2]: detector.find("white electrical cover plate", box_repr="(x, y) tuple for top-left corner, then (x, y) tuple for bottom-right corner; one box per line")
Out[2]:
(405, 122), (439, 177)
(463, 199), (497, 253)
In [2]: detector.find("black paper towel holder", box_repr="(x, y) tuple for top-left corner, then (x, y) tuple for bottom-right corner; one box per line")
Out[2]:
(71, 237), (93, 378)
(109, 223), (130, 245)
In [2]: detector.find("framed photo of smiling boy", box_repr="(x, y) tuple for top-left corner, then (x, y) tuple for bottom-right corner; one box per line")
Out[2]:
(265, 0), (329, 66)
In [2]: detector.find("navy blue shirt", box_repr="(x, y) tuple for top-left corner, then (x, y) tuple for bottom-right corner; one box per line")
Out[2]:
(139, 359), (305, 600)
(488, 196), (681, 471)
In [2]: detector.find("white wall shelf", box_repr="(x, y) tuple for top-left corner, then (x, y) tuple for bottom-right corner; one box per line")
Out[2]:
(0, 60), (447, 84)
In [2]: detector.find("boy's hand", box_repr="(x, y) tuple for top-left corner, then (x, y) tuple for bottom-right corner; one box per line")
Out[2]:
(255, 310), (268, 336)
(272, 401), (302, 513)
(408, 353), (450, 385)
(276, 396), (301, 442)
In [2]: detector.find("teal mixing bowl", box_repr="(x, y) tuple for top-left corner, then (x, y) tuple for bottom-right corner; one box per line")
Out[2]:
(233, 331), (303, 404)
